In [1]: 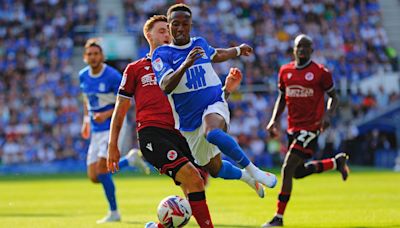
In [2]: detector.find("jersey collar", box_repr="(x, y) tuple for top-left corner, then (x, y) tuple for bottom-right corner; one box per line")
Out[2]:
(295, 59), (312, 69)
(169, 38), (193, 49)
(89, 63), (106, 78)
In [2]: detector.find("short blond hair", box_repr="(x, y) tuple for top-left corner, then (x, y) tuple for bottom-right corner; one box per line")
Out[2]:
(143, 15), (168, 36)
(84, 38), (103, 52)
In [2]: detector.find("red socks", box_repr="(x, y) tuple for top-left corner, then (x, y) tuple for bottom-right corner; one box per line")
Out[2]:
(276, 191), (291, 216)
(188, 191), (213, 228)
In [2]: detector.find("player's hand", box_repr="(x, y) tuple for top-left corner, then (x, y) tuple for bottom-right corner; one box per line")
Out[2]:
(224, 67), (242, 93)
(319, 113), (331, 132)
(107, 144), (120, 173)
(266, 121), (279, 138)
(93, 111), (109, 123)
(239, 43), (253, 56)
(182, 46), (205, 68)
(81, 122), (90, 139)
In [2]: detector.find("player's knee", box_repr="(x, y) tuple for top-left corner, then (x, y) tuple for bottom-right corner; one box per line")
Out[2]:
(88, 173), (99, 183)
(207, 166), (220, 178)
(204, 157), (222, 178)
(180, 167), (205, 192)
(189, 173), (205, 191)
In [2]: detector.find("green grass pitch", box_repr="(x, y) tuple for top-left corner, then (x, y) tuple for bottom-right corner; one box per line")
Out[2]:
(0, 168), (399, 228)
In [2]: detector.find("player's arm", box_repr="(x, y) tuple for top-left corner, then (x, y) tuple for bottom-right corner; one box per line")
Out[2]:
(212, 44), (253, 63)
(160, 47), (204, 94)
(93, 109), (114, 123)
(320, 89), (339, 131)
(81, 96), (90, 139)
(222, 67), (242, 100)
(107, 96), (131, 173)
(319, 67), (338, 131)
(266, 90), (286, 137)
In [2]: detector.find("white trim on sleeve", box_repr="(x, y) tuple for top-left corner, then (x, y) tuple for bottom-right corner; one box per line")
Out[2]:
(158, 69), (174, 86)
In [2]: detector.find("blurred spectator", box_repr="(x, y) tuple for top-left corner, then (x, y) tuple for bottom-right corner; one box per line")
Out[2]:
(0, 0), (98, 165)
(104, 12), (119, 32)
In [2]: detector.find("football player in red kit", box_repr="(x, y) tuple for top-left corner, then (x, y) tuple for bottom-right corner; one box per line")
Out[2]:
(262, 34), (350, 227)
(107, 15), (242, 228)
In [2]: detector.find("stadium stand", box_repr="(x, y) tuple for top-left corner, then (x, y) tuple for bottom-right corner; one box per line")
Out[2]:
(0, 0), (97, 167)
(122, 0), (399, 168)
(0, 0), (399, 172)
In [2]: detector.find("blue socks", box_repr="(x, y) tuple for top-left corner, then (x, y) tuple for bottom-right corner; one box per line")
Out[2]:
(118, 158), (129, 169)
(96, 157), (129, 211)
(206, 128), (251, 167)
(217, 160), (242, 179)
(97, 173), (117, 211)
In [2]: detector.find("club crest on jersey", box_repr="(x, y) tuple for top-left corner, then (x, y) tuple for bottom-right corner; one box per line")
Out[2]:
(144, 66), (150, 71)
(153, 58), (163, 72)
(305, 72), (314, 81)
(99, 83), (106, 92)
(167, 150), (178, 161)
(287, 73), (292, 79)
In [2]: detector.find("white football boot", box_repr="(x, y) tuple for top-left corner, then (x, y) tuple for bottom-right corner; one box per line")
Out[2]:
(241, 170), (265, 198)
(96, 210), (121, 224)
(245, 164), (277, 188)
(126, 148), (150, 174)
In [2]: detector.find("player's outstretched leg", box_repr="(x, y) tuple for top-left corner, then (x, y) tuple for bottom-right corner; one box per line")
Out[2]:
(205, 157), (264, 198)
(293, 152), (350, 181)
(206, 128), (277, 188)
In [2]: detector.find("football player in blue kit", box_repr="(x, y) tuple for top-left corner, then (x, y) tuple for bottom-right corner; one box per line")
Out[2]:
(79, 38), (149, 223)
(152, 4), (277, 190)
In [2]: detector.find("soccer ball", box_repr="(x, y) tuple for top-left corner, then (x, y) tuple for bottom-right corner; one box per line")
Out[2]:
(157, 195), (192, 227)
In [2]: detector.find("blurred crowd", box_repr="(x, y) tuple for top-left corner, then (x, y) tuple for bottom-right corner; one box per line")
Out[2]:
(0, 0), (98, 165)
(0, 0), (399, 167)
(125, 0), (398, 83)
(124, 0), (399, 167)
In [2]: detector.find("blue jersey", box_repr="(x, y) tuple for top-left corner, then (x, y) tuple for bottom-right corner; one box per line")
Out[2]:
(79, 64), (121, 132)
(152, 37), (224, 131)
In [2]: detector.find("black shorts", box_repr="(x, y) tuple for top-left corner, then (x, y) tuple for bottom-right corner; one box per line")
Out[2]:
(138, 126), (198, 183)
(287, 130), (319, 159)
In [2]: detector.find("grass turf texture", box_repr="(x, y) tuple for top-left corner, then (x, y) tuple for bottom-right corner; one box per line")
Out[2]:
(0, 168), (399, 228)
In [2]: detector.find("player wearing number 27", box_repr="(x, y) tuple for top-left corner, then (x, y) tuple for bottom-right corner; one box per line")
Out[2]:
(152, 3), (277, 190)
(262, 34), (350, 227)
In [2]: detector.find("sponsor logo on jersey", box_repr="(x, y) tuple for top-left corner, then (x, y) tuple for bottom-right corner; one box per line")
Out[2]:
(286, 85), (314, 97)
(305, 72), (314, 81)
(153, 58), (163, 72)
(141, 73), (157, 87)
(167, 150), (178, 161)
